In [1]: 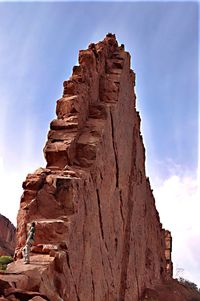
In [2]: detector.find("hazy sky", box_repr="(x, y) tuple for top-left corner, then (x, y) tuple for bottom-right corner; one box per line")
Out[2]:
(0, 0), (199, 287)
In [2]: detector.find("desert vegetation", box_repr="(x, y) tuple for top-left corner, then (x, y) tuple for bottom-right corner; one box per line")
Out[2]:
(0, 255), (13, 271)
(178, 277), (200, 294)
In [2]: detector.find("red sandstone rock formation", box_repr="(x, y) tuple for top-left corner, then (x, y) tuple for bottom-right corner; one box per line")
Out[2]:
(0, 214), (16, 256)
(0, 34), (199, 301)
(164, 230), (173, 278)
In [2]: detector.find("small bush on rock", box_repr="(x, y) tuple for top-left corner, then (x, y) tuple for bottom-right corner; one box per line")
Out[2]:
(178, 277), (200, 293)
(0, 256), (13, 271)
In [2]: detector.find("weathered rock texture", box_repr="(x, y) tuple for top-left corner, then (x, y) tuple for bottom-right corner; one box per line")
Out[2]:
(165, 230), (173, 278)
(0, 214), (16, 256)
(0, 34), (199, 301)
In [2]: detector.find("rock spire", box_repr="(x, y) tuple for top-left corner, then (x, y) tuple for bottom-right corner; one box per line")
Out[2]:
(0, 34), (198, 301)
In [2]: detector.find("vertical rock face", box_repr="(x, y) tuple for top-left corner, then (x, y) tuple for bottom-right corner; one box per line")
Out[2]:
(165, 230), (173, 278)
(0, 214), (16, 256)
(1, 34), (199, 301)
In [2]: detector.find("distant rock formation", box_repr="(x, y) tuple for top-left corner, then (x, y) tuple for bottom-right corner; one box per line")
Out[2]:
(0, 214), (16, 256)
(0, 34), (199, 301)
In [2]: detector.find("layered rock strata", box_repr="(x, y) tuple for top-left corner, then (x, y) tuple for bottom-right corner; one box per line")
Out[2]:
(0, 34), (198, 301)
(0, 214), (16, 256)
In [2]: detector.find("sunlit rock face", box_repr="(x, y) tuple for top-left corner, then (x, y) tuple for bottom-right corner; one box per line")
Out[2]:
(0, 214), (16, 256)
(0, 34), (198, 301)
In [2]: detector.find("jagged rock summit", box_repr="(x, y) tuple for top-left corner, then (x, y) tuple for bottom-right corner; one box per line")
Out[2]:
(0, 34), (199, 301)
(0, 214), (16, 256)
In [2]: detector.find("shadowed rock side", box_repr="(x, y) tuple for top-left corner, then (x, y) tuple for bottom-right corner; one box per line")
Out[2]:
(0, 34), (199, 301)
(0, 214), (16, 256)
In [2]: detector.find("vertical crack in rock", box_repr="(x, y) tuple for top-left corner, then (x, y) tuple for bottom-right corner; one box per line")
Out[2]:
(91, 269), (95, 301)
(104, 240), (109, 253)
(108, 255), (114, 280)
(119, 190), (125, 229)
(66, 253), (81, 301)
(98, 232), (109, 294)
(96, 188), (114, 290)
(96, 188), (104, 240)
(133, 238), (140, 299)
(78, 195), (87, 289)
(110, 109), (119, 188)
(119, 126), (136, 301)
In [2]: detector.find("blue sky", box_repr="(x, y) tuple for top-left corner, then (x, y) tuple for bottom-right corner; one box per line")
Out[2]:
(0, 0), (199, 286)
(0, 2), (198, 175)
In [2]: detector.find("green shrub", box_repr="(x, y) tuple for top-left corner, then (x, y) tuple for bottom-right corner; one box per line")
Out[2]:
(0, 263), (7, 270)
(0, 256), (13, 271)
(0, 256), (13, 265)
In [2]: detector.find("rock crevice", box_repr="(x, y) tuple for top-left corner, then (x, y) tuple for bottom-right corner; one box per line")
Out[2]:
(109, 109), (119, 188)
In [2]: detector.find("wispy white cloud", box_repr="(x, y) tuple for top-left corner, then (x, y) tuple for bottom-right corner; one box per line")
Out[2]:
(153, 169), (200, 287)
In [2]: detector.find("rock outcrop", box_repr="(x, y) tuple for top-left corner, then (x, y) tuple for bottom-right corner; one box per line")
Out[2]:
(0, 214), (16, 256)
(164, 230), (173, 278)
(0, 34), (199, 301)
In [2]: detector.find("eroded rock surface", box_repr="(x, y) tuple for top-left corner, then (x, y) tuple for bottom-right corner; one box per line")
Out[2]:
(0, 214), (16, 256)
(0, 34), (199, 301)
